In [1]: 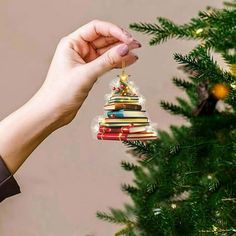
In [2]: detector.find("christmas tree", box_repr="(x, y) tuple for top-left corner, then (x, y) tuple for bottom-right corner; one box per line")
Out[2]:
(96, 63), (157, 141)
(97, 1), (236, 235)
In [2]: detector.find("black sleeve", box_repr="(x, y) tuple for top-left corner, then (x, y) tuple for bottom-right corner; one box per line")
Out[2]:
(0, 155), (21, 202)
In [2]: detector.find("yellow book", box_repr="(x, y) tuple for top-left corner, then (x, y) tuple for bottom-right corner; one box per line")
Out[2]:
(99, 122), (150, 127)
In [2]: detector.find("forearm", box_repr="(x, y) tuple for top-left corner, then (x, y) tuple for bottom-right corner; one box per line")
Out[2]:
(0, 20), (139, 175)
(0, 90), (61, 174)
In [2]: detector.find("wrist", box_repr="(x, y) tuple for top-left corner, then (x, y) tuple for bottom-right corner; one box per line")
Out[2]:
(0, 92), (62, 173)
(31, 88), (83, 130)
(28, 89), (66, 131)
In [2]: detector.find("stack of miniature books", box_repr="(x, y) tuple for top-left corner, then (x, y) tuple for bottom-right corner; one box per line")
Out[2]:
(96, 68), (157, 141)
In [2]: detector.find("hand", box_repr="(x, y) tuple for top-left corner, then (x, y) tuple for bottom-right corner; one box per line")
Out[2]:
(0, 20), (141, 173)
(36, 20), (141, 128)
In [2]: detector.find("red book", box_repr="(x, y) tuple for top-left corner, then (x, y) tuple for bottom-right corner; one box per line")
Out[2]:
(99, 125), (147, 134)
(97, 132), (157, 141)
(97, 132), (128, 141)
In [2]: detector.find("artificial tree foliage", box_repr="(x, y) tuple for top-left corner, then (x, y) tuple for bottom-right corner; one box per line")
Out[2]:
(97, 1), (236, 235)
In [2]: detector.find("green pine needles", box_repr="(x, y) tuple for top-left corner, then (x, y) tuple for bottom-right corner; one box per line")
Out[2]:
(97, 1), (236, 235)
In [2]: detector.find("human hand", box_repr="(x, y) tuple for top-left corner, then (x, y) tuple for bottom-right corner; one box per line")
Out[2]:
(36, 20), (141, 128)
(0, 20), (141, 173)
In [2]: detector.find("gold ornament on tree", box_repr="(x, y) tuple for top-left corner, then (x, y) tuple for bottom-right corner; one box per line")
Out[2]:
(211, 83), (230, 100)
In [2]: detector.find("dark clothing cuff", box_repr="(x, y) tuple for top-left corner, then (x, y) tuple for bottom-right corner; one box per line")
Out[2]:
(0, 155), (21, 202)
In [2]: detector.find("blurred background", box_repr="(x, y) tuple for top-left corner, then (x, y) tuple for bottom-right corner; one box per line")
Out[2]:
(0, 0), (222, 235)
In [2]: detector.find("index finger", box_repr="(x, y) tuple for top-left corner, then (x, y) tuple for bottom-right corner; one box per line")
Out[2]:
(68, 20), (134, 44)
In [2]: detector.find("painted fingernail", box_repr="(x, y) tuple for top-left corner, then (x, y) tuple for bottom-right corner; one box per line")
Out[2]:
(117, 44), (129, 57)
(133, 39), (142, 47)
(121, 28), (133, 38)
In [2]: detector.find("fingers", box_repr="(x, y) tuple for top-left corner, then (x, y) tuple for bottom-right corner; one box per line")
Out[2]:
(84, 43), (138, 78)
(92, 36), (119, 49)
(68, 19), (134, 44)
(96, 40), (141, 56)
(115, 51), (139, 68)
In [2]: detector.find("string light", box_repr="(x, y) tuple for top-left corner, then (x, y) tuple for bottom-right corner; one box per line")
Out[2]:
(195, 28), (204, 35)
(199, 225), (236, 234)
(207, 174), (213, 180)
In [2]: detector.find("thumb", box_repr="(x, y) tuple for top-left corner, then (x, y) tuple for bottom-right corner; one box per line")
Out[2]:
(85, 43), (129, 78)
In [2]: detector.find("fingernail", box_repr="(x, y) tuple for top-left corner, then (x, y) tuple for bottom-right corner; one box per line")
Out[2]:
(135, 55), (139, 60)
(133, 39), (142, 47)
(117, 44), (129, 57)
(121, 28), (133, 39)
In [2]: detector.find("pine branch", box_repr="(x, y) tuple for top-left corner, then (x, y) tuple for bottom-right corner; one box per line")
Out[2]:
(96, 212), (121, 224)
(129, 22), (161, 35)
(149, 17), (188, 45)
(121, 161), (139, 171)
(115, 227), (136, 236)
(130, 9), (236, 52)
(130, 18), (189, 45)
(172, 78), (198, 106)
(170, 125), (189, 141)
(97, 209), (132, 224)
(146, 181), (159, 194)
(172, 77), (194, 90)
(222, 53), (236, 64)
(174, 47), (235, 83)
(174, 52), (215, 81)
(176, 97), (193, 113)
(123, 140), (154, 156)
(160, 101), (191, 118)
(121, 183), (139, 195)
(169, 144), (181, 155)
(227, 89), (236, 106)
